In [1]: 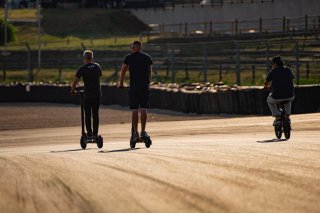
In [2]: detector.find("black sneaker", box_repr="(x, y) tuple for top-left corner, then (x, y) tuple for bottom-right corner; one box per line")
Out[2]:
(132, 132), (140, 142)
(273, 116), (281, 126)
(141, 131), (150, 139)
(285, 115), (292, 127)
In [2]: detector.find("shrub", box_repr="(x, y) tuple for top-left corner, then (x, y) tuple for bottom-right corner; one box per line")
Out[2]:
(0, 18), (16, 45)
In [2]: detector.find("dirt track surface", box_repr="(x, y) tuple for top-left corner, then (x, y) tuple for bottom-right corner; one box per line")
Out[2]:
(0, 113), (320, 213)
(0, 103), (229, 131)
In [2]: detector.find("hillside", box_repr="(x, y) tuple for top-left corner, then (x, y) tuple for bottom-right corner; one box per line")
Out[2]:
(1, 8), (147, 45)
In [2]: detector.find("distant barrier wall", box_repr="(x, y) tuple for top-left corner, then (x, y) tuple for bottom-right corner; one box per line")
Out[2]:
(0, 84), (319, 115)
(131, 0), (320, 27)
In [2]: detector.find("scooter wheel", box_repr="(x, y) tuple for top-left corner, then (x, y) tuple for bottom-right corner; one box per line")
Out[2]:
(97, 136), (103, 149)
(80, 136), (87, 149)
(283, 120), (291, 140)
(274, 126), (282, 139)
(144, 138), (152, 148)
(284, 130), (290, 139)
(130, 137), (136, 149)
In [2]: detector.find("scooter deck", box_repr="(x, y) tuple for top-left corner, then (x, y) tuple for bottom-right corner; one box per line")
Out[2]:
(135, 138), (146, 143)
(86, 139), (97, 143)
(83, 135), (102, 143)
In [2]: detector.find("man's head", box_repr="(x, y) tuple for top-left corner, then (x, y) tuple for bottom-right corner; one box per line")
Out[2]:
(131, 41), (142, 53)
(271, 56), (284, 69)
(83, 50), (93, 64)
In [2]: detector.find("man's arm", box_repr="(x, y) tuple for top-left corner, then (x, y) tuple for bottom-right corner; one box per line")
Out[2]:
(71, 77), (79, 92)
(118, 64), (128, 88)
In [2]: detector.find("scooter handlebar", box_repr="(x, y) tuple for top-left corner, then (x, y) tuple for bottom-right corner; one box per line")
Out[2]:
(70, 90), (84, 95)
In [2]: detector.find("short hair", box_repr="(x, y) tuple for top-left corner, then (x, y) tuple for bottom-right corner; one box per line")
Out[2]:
(83, 50), (93, 60)
(132, 41), (142, 48)
(272, 56), (284, 67)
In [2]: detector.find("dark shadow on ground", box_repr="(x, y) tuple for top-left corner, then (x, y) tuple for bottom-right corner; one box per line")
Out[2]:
(50, 148), (95, 153)
(257, 139), (288, 143)
(98, 148), (141, 153)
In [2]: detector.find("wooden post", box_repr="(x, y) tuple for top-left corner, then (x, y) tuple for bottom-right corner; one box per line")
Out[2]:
(2, 62), (6, 81)
(259, 17), (263, 34)
(114, 59), (118, 82)
(170, 49), (175, 83)
(306, 62), (310, 78)
(235, 19), (238, 35)
(236, 44), (241, 85)
(295, 42), (300, 85)
(29, 64), (33, 82)
(25, 42), (33, 82)
(203, 44), (208, 82)
(219, 64), (222, 82)
(166, 59), (169, 77)
(58, 59), (62, 82)
(305, 14), (308, 32)
(283, 16), (286, 33)
(209, 20), (213, 35)
(252, 65), (256, 84)
(265, 40), (270, 74)
(185, 60), (189, 80)
(185, 22), (188, 37)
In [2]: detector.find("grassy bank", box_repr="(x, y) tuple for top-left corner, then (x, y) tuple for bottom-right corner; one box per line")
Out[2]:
(1, 8), (149, 50)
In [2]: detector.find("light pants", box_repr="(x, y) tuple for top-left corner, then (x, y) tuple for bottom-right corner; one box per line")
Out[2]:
(267, 94), (295, 116)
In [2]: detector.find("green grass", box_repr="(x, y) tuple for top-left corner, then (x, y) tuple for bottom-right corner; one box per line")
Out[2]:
(1, 68), (128, 84)
(2, 8), (150, 50)
(0, 9), (37, 20)
(3, 67), (318, 86)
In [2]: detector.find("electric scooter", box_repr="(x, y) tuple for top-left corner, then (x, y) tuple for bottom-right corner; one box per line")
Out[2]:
(274, 102), (291, 140)
(130, 122), (152, 149)
(74, 90), (103, 149)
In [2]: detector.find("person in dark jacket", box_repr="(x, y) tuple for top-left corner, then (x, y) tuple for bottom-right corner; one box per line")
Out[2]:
(264, 56), (295, 125)
(71, 50), (102, 140)
(118, 41), (153, 142)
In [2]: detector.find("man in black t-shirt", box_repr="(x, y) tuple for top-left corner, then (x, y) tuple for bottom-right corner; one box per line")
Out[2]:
(71, 50), (102, 140)
(118, 41), (153, 142)
(264, 56), (295, 125)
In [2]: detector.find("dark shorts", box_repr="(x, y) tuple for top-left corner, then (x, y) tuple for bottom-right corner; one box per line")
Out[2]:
(129, 89), (151, 110)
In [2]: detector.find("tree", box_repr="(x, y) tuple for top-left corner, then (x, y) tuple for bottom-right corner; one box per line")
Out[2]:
(0, 19), (17, 45)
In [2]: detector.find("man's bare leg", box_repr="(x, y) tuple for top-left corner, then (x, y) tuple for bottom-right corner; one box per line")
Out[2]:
(141, 108), (147, 132)
(132, 110), (139, 133)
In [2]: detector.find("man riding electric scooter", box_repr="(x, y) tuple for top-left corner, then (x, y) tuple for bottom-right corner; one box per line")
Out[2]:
(118, 41), (153, 148)
(264, 56), (295, 126)
(71, 50), (102, 142)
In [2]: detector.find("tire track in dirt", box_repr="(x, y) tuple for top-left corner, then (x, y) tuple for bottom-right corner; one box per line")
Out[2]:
(95, 162), (230, 213)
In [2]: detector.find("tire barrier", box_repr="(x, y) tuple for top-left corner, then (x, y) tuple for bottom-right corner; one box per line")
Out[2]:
(0, 84), (319, 115)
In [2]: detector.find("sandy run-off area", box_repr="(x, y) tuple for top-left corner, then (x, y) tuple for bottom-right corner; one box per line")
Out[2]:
(0, 105), (319, 213)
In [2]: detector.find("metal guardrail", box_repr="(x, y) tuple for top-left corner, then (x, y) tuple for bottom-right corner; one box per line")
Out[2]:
(146, 15), (320, 39)
(167, 0), (274, 8)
